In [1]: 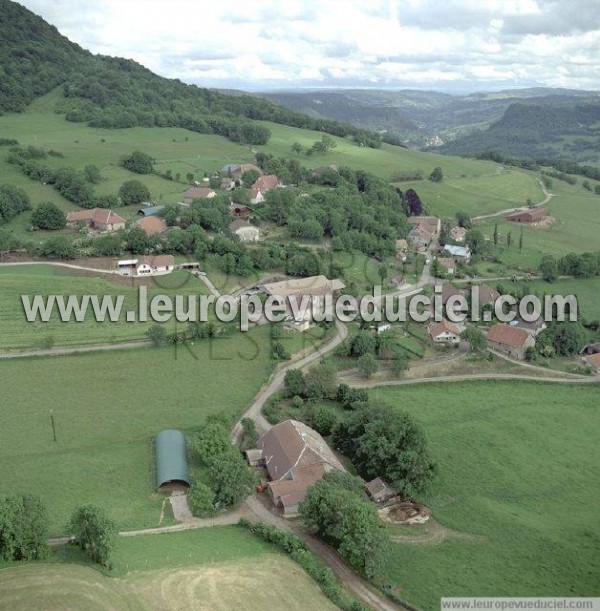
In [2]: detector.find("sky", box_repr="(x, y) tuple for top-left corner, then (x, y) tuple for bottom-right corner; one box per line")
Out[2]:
(20, 0), (600, 93)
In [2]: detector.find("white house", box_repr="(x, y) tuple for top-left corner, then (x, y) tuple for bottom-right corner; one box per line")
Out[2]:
(429, 320), (461, 344)
(229, 220), (260, 242)
(136, 255), (175, 276)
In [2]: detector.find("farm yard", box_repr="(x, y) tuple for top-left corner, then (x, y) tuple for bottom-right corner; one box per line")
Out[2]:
(0, 527), (338, 611)
(370, 380), (600, 610)
(0, 326), (275, 534)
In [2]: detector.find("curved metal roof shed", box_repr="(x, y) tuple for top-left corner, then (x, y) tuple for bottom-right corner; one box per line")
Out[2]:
(155, 429), (190, 490)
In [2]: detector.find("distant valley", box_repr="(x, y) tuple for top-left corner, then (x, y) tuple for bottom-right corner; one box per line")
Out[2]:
(261, 88), (600, 163)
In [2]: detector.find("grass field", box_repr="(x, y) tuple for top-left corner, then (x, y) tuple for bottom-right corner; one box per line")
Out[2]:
(511, 276), (600, 323)
(0, 265), (211, 349)
(369, 381), (600, 610)
(397, 168), (544, 218)
(0, 89), (545, 233)
(475, 179), (600, 273)
(0, 327), (275, 534)
(0, 527), (337, 611)
(256, 121), (501, 180)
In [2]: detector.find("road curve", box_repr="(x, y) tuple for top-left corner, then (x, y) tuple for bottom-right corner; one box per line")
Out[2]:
(472, 178), (555, 222)
(231, 319), (349, 443)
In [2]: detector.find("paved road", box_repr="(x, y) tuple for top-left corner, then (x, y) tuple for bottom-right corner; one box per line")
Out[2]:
(472, 178), (555, 222)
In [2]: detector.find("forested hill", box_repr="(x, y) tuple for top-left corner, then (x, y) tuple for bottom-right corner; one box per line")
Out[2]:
(0, 0), (385, 147)
(439, 100), (600, 162)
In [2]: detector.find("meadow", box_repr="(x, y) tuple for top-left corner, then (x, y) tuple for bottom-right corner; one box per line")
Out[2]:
(0, 265), (210, 350)
(0, 326), (275, 534)
(0, 527), (337, 611)
(475, 179), (600, 272)
(370, 380), (600, 610)
(0, 89), (546, 236)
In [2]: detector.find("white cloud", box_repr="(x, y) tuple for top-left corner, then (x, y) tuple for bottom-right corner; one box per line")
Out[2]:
(19, 0), (600, 91)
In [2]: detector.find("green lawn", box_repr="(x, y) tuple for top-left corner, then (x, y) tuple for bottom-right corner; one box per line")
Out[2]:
(369, 381), (600, 610)
(0, 265), (210, 350)
(0, 326), (274, 534)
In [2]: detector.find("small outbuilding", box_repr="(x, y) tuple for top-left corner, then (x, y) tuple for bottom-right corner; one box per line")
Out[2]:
(155, 429), (190, 491)
(365, 477), (397, 504)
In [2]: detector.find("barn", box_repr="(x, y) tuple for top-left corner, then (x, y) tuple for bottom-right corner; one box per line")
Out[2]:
(505, 208), (547, 223)
(155, 429), (190, 491)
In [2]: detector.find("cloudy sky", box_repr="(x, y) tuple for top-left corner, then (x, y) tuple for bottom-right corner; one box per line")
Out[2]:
(21, 0), (600, 92)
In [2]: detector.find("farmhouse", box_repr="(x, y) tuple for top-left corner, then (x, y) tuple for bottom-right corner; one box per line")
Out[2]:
(135, 216), (168, 236)
(229, 219), (260, 242)
(408, 216), (441, 234)
(250, 174), (280, 204)
(117, 255), (175, 276)
(475, 284), (501, 306)
(66, 208), (126, 232)
(506, 208), (547, 224)
(136, 255), (175, 276)
(408, 224), (434, 250)
(429, 319), (461, 344)
(390, 275), (405, 287)
(257, 420), (345, 517)
(436, 257), (455, 275)
(443, 244), (471, 263)
(365, 477), (397, 504)
(259, 275), (345, 320)
(231, 163), (262, 182)
(487, 323), (535, 360)
(182, 186), (216, 204)
(155, 429), (190, 491)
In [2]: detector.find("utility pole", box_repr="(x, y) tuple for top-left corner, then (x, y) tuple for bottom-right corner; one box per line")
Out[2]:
(50, 409), (57, 442)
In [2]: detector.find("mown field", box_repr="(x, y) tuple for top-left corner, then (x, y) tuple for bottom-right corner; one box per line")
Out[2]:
(370, 381), (600, 610)
(0, 265), (211, 350)
(0, 527), (337, 611)
(0, 327), (274, 534)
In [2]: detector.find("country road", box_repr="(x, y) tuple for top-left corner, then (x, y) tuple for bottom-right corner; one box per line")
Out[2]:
(231, 319), (349, 442)
(0, 340), (151, 360)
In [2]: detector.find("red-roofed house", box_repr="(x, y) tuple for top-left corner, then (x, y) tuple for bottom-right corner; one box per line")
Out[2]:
(182, 187), (216, 205)
(250, 175), (280, 204)
(65, 208), (126, 232)
(257, 419), (345, 517)
(487, 323), (535, 360)
(231, 163), (262, 182)
(429, 320), (461, 344)
(135, 216), (168, 236)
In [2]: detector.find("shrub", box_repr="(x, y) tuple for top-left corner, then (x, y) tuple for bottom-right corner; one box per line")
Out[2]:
(31, 201), (66, 230)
